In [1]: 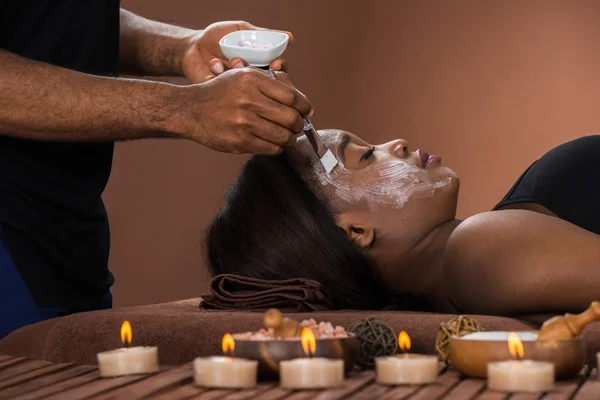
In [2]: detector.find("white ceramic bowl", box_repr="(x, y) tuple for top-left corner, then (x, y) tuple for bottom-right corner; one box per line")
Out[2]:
(219, 30), (289, 67)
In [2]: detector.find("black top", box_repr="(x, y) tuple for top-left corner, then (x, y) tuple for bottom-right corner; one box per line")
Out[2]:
(0, 0), (120, 307)
(494, 135), (600, 235)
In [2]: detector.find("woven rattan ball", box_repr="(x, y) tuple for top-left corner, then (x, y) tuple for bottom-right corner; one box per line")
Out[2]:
(348, 318), (398, 369)
(435, 316), (482, 361)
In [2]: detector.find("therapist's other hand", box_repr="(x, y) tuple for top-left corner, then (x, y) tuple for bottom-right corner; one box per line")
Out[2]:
(182, 21), (292, 83)
(179, 68), (312, 155)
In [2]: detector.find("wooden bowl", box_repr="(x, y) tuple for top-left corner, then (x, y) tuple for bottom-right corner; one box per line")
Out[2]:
(449, 331), (587, 380)
(230, 334), (360, 380)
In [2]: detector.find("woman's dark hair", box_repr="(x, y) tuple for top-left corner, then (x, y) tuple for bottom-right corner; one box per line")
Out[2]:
(204, 154), (388, 309)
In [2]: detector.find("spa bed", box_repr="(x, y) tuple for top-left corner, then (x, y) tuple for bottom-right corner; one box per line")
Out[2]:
(1, 298), (599, 368)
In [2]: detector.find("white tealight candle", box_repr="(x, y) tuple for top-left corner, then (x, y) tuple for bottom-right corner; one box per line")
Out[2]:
(97, 347), (159, 377)
(279, 327), (344, 389)
(280, 357), (344, 389)
(376, 331), (438, 385)
(194, 356), (258, 389)
(488, 360), (554, 392)
(97, 321), (159, 377)
(487, 332), (554, 392)
(376, 354), (438, 385)
(193, 333), (258, 389)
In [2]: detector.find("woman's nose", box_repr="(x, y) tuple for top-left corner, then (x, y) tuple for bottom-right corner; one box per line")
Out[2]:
(386, 139), (409, 157)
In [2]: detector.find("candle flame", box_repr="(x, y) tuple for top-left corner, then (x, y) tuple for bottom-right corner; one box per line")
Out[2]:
(508, 332), (524, 360)
(301, 328), (316, 356)
(398, 331), (411, 353)
(120, 321), (132, 346)
(222, 333), (235, 354)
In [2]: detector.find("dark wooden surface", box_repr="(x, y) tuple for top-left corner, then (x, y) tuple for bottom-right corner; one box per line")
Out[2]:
(0, 355), (598, 400)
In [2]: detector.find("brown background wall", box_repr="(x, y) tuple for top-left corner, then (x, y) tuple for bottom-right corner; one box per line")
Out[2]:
(104, 0), (600, 307)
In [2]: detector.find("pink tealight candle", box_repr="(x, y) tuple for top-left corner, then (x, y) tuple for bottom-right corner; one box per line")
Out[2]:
(487, 332), (554, 392)
(97, 321), (159, 377)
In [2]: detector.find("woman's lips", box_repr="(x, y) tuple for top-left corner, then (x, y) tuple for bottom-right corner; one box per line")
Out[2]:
(417, 149), (439, 168)
(425, 155), (440, 168)
(417, 149), (429, 167)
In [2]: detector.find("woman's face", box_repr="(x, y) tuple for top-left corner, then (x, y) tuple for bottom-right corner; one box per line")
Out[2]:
(286, 129), (459, 292)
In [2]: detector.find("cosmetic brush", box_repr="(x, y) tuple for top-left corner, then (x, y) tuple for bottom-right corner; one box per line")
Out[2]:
(267, 70), (339, 173)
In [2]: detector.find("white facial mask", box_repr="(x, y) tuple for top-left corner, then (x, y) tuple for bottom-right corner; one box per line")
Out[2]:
(314, 158), (454, 210)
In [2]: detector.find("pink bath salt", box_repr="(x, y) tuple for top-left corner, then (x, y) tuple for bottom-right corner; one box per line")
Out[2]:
(252, 333), (269, 340)
(236, 319), (349, 341)
(317, 322), (334, 334)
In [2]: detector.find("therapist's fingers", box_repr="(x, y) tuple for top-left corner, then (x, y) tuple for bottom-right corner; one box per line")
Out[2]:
(243, 134), (286, 156)
(208, 58), (248, 77)
(230, 57), (248, 69)
(250, 114), (298, 148)
(258, 78), (313, 121)
(269, 69), (297, 89)
(208, 59), (226, 76)
(266, 70), (314, 119)
(269, 58), (288, 72)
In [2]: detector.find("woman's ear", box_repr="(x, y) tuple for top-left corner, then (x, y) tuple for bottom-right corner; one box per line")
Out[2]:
(336, 213), (376, 250)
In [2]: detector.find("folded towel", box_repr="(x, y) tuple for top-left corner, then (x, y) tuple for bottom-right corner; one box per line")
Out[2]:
(199, 274), (334, 312)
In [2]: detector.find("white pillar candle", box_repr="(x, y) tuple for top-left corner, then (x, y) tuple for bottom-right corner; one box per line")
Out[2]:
(97, 346), (159, 377)
(194, 357), (258, 388)
(487, 360), (554, 392)
(279, 357), (344, 389)
(376, 354), (438, 385)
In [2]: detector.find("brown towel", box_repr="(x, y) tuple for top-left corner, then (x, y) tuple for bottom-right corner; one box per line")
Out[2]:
(199, 274), (334, 312)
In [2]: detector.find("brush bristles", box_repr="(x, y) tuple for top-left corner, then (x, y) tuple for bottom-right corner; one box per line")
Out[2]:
(320, 150), (339, 173)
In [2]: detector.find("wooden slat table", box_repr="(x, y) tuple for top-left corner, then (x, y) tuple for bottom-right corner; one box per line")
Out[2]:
(0, 355), (597, 400)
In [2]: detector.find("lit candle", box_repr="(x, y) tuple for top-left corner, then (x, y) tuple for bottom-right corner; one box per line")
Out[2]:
(279, 328), (344, 389)
(194, 333), (258, 389)
(97, 321), (159, 377)
(487, 332), (554, 392)
(376, 331), (438, 385)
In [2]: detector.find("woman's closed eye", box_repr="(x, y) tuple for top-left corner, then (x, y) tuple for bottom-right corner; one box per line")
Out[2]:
(360, 146), (375, 162)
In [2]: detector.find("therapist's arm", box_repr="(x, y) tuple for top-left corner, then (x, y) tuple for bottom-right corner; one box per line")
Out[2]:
(119, 8), (195, 77)
(0, 49), (311, 155)
(0, 48), (180, 142)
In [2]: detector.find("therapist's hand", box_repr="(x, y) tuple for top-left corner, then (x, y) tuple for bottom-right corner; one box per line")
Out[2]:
(177, 68), (312, 155)
(182, 21), (292, 83)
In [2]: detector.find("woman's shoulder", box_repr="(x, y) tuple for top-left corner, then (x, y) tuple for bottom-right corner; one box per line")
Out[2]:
(443, 209), (600, 315)
(444, 209), (567, 267)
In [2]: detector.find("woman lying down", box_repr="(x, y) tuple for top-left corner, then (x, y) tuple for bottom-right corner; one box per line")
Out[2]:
(204, 130), (600, 316)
